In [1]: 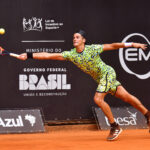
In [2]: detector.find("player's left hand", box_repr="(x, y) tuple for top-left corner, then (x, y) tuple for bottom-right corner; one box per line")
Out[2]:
(132, 43), (147, 50)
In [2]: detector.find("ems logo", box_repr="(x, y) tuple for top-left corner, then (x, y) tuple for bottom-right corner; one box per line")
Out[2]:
(119, 33), (150, 79)
(23, 17), (43, 32)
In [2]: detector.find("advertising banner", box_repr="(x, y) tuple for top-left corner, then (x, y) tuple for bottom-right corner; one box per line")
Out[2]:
(0, 109), (44, 133)
(93, 107), (147, 130)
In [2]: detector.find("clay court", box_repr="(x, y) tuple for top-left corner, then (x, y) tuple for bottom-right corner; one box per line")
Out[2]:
(0, 125), (149, 150)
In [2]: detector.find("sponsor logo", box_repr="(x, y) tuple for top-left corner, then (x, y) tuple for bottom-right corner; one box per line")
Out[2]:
(19, 74), (71, 90)
(23, 17), (64, 32)
(25, 114), (36, 127)
(23, 17), (43, 32)
(127, 111), (137, 119)
(105, 111), (137, 126)
(0, 116), (23, 127)
(119, 33), (150, 79)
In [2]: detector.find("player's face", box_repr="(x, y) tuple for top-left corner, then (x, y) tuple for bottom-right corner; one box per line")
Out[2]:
(73, 33), (86, 47)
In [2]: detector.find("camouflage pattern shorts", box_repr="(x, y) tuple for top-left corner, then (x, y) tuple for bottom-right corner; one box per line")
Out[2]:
(96, 67), (121, 95)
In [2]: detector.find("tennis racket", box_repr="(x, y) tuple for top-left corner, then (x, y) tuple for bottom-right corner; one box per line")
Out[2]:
(0, 46), (19, 58)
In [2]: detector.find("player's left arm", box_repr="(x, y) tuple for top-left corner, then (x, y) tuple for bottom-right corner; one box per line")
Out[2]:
(103, 43), (147, 51)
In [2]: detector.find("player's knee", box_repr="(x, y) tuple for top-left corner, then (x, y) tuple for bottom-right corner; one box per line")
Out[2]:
(94, 95), (104, 106)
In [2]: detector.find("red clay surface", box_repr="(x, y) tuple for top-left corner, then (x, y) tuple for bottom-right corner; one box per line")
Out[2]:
(0, 125), (149, 150)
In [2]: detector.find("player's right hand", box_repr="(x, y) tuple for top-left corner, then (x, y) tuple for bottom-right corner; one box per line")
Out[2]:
(132, 43), (147, 50)
(18, 53), (27, 60)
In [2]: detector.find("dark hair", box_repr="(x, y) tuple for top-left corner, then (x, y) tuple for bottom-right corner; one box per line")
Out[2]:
(75, 30), (86, 39)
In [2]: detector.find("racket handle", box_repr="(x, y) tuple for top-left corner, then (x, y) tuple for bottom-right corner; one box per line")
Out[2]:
(10, 53), (19, 58)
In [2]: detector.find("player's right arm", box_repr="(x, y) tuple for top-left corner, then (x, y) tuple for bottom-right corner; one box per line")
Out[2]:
(18, 52), (65, 61)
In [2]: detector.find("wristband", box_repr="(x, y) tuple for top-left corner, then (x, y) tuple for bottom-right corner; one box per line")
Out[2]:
(124, 42), (133, 47)
(27, 52), (33, 59)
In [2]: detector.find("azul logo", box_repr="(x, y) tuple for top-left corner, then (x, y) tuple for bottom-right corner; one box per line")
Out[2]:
(19, 74), (71, 90)
(119, 33), (150, 79)
(105, 111), (137, 126)
(0, 116), (24, 127)
(23, 17), (43, 32)
(25, 114), (36, 127)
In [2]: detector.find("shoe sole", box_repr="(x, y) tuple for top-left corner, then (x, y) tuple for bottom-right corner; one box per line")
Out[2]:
(107, 128), (123, 141)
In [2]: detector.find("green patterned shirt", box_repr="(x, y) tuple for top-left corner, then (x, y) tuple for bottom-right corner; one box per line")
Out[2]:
(62, 44), (112, 83)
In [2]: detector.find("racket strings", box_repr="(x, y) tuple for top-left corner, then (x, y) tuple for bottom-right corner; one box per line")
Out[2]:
(0, 47), (10, 56)
(0, 47), (4, 55)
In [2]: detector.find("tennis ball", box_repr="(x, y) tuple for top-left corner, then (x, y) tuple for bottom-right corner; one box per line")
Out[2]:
(0, 28), (5, 35)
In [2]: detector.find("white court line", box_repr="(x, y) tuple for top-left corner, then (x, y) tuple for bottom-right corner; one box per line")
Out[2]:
(21, 40), (65, 43)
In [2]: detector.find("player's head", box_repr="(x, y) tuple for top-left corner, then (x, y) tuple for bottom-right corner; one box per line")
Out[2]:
(73, 30), (86, 47)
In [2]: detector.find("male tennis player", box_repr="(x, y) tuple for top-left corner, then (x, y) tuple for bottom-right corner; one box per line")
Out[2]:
(7, 30), (150, 141)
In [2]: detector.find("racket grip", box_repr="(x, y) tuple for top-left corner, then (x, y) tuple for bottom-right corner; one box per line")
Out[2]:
(10, 53), (19, 58)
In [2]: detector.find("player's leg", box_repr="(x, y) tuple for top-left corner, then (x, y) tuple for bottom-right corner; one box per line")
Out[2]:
(115, 86), (147, 114)
(94, 92), (122, 140)
(95, 69), (123, 140)
(94, 92), (114, 123)
(115, 85), (150, 132)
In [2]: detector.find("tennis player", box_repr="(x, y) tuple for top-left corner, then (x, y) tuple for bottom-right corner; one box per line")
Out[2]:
(17, 30), (150, 140)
